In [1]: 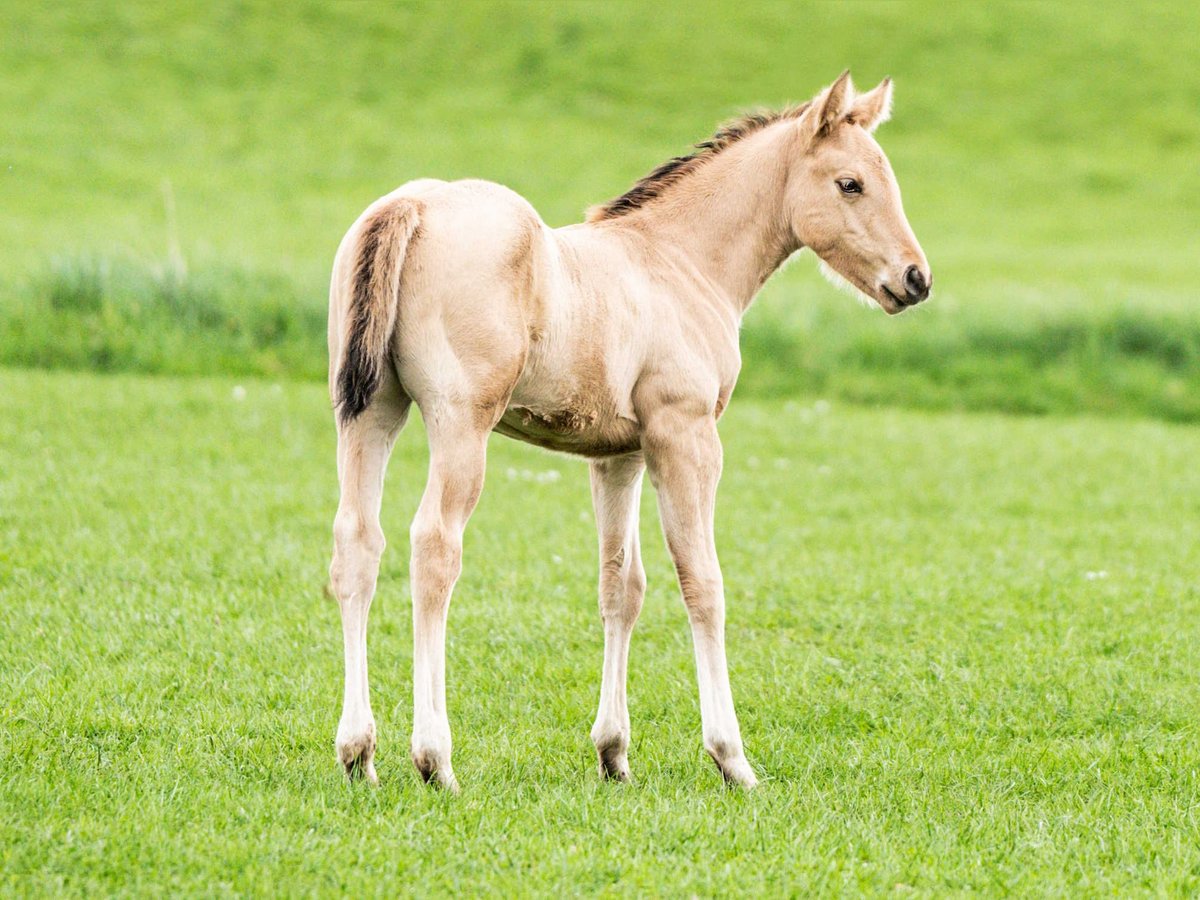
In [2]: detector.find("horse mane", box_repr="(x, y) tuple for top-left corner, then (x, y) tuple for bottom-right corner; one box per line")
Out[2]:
(587, 102), (813, 222)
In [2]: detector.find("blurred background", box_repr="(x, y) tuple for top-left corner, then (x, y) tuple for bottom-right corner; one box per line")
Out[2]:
(3, 1), (1198, 418)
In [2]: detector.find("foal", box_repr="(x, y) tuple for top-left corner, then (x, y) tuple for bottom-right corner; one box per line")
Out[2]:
(328, 71), (930, 789)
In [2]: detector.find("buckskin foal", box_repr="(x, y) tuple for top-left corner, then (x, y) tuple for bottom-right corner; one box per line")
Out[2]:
(328, 71), (931, 790)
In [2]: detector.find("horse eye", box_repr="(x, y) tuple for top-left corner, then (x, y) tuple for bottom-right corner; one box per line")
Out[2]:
(837, 178), (862, 195)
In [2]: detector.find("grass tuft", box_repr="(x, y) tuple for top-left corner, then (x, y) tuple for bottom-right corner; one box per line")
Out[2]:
(6, 256), (326, 380)
(43, 255), (109, 314)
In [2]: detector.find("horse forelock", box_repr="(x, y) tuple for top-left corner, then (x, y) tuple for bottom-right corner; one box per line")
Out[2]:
(588, 102), (813, 222)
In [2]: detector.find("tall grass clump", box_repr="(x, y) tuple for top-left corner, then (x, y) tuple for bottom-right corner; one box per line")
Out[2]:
(737, 293), (1200, 422)
(3, 255), (327, 381)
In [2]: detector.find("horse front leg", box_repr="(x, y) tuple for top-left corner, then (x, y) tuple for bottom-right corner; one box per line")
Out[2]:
(644, 408), (757, 788)
(588, 453), (647, 781)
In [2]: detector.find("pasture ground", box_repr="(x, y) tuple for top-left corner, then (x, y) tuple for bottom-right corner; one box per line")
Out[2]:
(4, 3), (1200, 895)
(3, 368), (1199, 895)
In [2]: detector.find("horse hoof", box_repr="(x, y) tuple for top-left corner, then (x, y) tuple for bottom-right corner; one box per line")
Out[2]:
(706, 742), (758, 789)
(411, 748), (458, 792)
(715, 755), (758, 789)
(596, 745), (632, 782)
(337, 726), (379, 785)
(342, 756), (378, 785)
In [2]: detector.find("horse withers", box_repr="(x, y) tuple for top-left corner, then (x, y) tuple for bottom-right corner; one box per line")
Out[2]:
(327, 71), (931, 789)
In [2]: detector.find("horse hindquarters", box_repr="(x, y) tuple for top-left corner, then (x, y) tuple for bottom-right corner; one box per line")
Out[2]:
(329, 180), (540, 786)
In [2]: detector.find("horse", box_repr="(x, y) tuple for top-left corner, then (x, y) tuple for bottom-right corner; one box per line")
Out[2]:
(327, 71), (931, 790)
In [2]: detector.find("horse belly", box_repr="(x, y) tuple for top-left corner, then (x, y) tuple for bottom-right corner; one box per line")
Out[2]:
(494, 393), (640, 458)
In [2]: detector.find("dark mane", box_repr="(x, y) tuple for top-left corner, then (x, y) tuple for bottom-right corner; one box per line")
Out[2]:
(587, 102), (812, 222)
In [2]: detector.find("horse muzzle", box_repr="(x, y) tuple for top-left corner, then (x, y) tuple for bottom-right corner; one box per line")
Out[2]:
(879, 265), (931, 314)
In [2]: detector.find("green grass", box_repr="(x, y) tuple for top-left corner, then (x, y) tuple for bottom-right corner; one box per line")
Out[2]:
(3, 368), (1200, 895)
(3, 255), (324, 380)
(4, 4), (1200, 893)
(3, 2), (1200, 419)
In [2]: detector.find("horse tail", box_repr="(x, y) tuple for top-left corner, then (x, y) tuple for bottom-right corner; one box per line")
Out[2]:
(335, 199), (420, 424)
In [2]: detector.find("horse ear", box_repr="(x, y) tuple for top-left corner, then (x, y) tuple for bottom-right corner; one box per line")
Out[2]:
(848, 77), (893, 133)
(807, 70), (854, 139)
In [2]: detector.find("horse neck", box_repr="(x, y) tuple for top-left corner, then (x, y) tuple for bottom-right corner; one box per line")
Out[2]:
(628, 122), (800, 316)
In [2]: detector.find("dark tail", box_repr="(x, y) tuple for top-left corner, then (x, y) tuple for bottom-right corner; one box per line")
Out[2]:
(335, 199), (420, 424)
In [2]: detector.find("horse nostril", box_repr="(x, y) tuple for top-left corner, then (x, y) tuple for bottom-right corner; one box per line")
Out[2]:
(904, 265), (929, 301)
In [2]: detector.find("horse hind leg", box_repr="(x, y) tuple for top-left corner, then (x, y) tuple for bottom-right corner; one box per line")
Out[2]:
(405, 396), (505, 791)
(330, 373), (410, 783)
(393, 237), (530, 787)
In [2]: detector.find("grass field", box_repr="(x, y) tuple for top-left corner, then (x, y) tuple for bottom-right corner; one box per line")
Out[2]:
(4, 2), (1200, 895)
(3, 368), (1200, 895)
(3, 2), (1200, 419)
